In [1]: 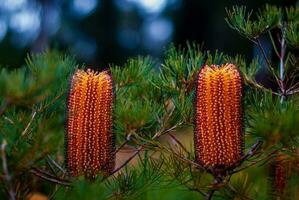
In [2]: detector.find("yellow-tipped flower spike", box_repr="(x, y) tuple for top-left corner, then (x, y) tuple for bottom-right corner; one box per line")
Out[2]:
(66, 69), (115, 178)
(194, 63), (244, 170)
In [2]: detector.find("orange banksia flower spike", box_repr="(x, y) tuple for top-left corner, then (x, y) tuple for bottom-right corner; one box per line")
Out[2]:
(65, 69), (115, 178)
(194, 63), (244, 172)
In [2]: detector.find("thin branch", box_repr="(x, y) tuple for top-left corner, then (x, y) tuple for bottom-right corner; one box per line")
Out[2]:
(3, 116), (14, 124)
(46, 158), (57, 175)
(244, 77), (280, 95)
(1, 140), (16, 200)
(115, 140), (129, 154)
(205, 189), (216, 200)
(163, 122), (183, 135)
(46, 156), (66, 174)
(38, 92), (64, 113)
(256, 38), (272, 70)
(0, 99), (10, 117)
(287, 88), (299, 95)
(286, 81), (299, 93)
(115, 119), (183, 168)
(21, 110), (37, 136)
(31, 167), (67, 180)
(112, 122), (184, 175)
(150, 140), (204, 170)
(185, 185), (206, 197)
(255, 38), (280, 84)
(172, 151), (203, 169)
(112, 146), (143, 174)
(279, 23), (286, 103)
(268, 30), (280, 58)
(229, 150), (278, 175)
(205, 177), (222, 200)
(48, 185), (59, 200)
(227, 183), (254, 200)
(169, 133), (189, 154)
(239, 140), (263, 162)
(30, 168), (71, 186)
(152, 121), (182, 139)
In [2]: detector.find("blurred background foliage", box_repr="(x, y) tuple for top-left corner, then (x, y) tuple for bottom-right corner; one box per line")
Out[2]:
(0, 0), (297, 67)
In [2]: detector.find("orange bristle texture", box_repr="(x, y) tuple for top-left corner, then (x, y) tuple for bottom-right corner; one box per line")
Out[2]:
(66, 69), (115, 178)
(194, 63), (243, 170)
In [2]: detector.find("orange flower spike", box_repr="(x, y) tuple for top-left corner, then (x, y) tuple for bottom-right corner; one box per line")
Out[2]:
(194, 63), (244, 170)
(66, 69), (115, 178)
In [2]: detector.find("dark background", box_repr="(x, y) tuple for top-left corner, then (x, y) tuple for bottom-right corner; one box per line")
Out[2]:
(0, 0), (297, 68)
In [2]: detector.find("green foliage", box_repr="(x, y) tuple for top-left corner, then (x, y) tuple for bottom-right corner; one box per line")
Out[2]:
(111, 57), (163, 140)
(286, 6), (299, 22)
(157, 43), (204, 97)
(0, 51), (78, 198)
(153, 43), (205, 125)
(246, 91), (299, 147)
(286, 22), (299, 49)
(109, 158), (165, 199)
(159, 149), (211, 194)
(55, 177), (109, 200)
(0, 51), (75, 105)
(225, 5), (282, 40)
(220, 173), (256, 199)
(55, 156), (165, 200)
(111, 56), (156, 98)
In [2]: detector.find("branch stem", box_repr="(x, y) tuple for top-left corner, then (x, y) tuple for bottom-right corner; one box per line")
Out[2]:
(1, 140), (16, 200)
(115, 140), (129, 154)
(205, 189), (215, 200)
(112, 146), (143, 174)
(255, 38), (280, 84)
(112, 123), (183, 175)
(256, 39), (272, 69)
(30, 168), (71, 186)
(279, 23), (286, 103)
(21, 110), (37, 136)
(0, 100), (10, 117)
(205, 177), (222, 200)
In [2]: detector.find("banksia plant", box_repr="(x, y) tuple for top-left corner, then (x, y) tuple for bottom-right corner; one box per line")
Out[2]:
(194, 63), (244, 171)
(65, 69), (115, 178)
(270, 154), (292, 199)
(272, 162), (287, 198)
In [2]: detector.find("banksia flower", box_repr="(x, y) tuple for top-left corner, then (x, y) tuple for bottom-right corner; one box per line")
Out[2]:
(66, 69), (115, 178)
(270, 154), (291, 198)
(194, 63), (243, 171)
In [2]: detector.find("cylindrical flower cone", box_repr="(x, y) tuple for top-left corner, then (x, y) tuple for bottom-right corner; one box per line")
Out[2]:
(194, 63), (244, 171)
(65, 69), (115, 178)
